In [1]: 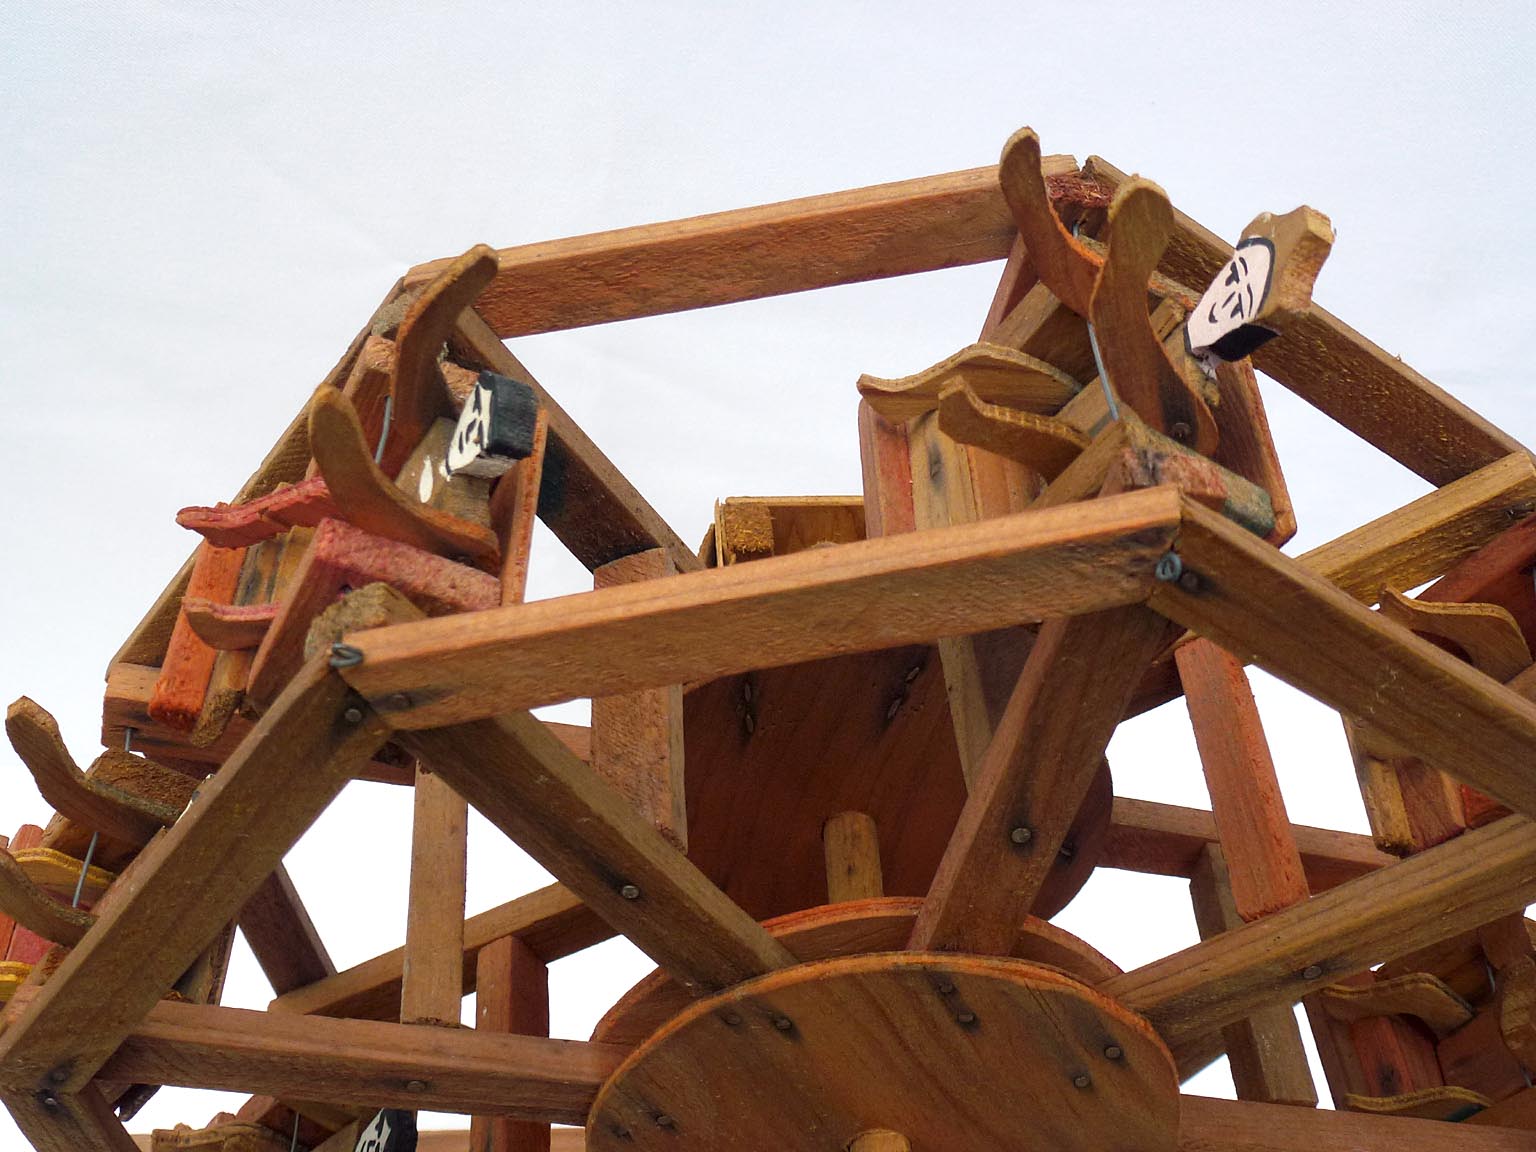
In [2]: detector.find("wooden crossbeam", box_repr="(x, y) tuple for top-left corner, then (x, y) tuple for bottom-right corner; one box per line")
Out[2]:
(411, 158), (1082, 337)
(402, 713), (794, 995)
(1154, 497), (1536, 820)
(269, 884), (609, 1021)
(88, 997), (624, 1124)
(237, 865), (336, 997)
(0, 660), (390, 1105)
(1105, 813), (1536, 1058)
(341, 485), (1183, 728)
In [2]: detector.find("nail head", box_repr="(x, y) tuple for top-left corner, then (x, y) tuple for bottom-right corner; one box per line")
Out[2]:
(1073, 1073), (1092, 1089)
(1302, 964), (1323, 981)
(1103, 1045), (1123, 1060)
(1009, 825), (1033, 846)
(405, 1079), (428, 1093)
(773, 1016), (794, 1031)
(620, 884), (642, 901)
(956, 1010), (977, 1025)
(342, 706), (364, 724)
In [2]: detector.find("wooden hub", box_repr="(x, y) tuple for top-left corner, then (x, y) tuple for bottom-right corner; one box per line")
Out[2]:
(587, 953), (1179, 1152)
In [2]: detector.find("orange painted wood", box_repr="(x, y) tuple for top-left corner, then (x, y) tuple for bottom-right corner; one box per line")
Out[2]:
(1175, 639), (1310, 919)
(176, 477), (340, 549)
(148, 542), (248, 731)
(471, 934), (551, 1152)
(4, 825), (54, 965)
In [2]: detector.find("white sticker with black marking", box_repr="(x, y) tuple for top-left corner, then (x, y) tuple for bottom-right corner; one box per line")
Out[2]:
(446, 380), (509, 479)
(1186, 237), (1275, 360)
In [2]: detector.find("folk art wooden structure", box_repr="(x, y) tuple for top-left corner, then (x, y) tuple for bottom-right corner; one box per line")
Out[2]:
(3, 125), (1536, 1152)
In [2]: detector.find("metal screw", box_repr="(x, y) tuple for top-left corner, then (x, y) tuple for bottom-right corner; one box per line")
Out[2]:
(655, 1115), (676, 1129)
(620, 884), (641, 901)
(772, 1016), (794, 1032)
(1170, 422), (1192, 442)
(1153, 552), (1183, 583)
(936, 981), (956, 995)
(721, 1012), (743, 1026)
(956, 1011), (977, 1025)
(1177, 569), (1202, 594)
(342, 706), (365, 724)
(405, 1079), (428, 1093)
(1302, 964), (1323, 981)
(1103, 1045), (1124, 1061)
(1009, 826), (1033, 846)
(389, 693), (411, 710)
(37, 1092), (60, 1113)
(1073, 1073), (1092, 1089)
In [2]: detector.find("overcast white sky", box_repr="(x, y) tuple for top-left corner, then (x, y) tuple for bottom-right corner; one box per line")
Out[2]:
(3, 2), (1535, 1145)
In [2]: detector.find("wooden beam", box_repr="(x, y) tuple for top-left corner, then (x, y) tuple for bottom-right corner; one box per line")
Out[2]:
(1102, 797), (1391, 889)
(822, 813), (884, 903)
(451, 310), (701, 574)
(400, 766), (468, 1026)
(1154, 497), (1536, 821)
(89, 997), (623, 1124)
(4, 1082), (138, 1152)
(269, 883), (612, 1021)
(342, 485), (1183, 729)
(470, 934), (551, 1152)
(909, 606), (1173, 954)
(0, 659), (391, 1098)
(1083, 156), (1531, 486)
(402, 712), (794, 995)
(1105, 814), (1536, 1057)
(412, 158), (1083, 337)
(237, 864), (336, 996)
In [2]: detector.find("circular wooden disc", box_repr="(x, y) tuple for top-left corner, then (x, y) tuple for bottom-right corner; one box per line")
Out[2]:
(593, 897), (1120, 1048)
(588, 953), (1178, 1152)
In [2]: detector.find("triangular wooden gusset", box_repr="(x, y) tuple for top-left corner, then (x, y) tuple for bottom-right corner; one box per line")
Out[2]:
(6, 125), (1536, 1152)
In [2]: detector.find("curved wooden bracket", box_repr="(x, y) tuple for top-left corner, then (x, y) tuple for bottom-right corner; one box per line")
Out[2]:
(308, 387), (501, 571)
(183, 598), (279, 651)
(1377, 588), (1532, 682)
(856, 343), (1079, 422)
(1318, 970), (1475, 1039)
(1089, 179), (1218, 455)
(1339, 1085), (1490, 1122)
(6, 698), (180, 847)
(0, 850), (94, 946)
(998, 128), (1101, 317)
(936, 383), (1088, 480)
(388, 244), (500, 470)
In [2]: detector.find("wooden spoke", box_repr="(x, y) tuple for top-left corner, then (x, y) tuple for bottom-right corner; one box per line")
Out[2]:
(1089, 179), (1217, 453)
(1377, 587), (1531, 682)
(822, 813), (883, 903)
(341, 486), (1182, 729)
(471, 933), (552, 1152)
(997, 127), (1102, 317)
(307, 387), (501, 570)
(400, 766), (468, 1027)
(855, 343), (1079, 422)
(935, 382), (1088, 479)
(237, 865), (335, 997)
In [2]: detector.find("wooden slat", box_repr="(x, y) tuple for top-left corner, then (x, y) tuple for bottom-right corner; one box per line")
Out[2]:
(1105, 814), (1536, 1057)
(400, 766), (468, 1026)
(413, 158), (1081, 337)
(470, 934), (551, 1152)
(909, 606), (1173, 954)
(1083, 156), (1530, 486)
(452, 310), (701, 574)
(269, 883), (611, 1021)
(402, 713), (795, 995)
(88, 997), (624, 1124)
(342, 485), (1184, 729)
(4, 1081), (138, 1152)
(1153, 497), (1536, 821)
(0, 659), (391, 1096)
(1189, 846), (1316, 1106)
(237, 865), (336, 997)
(822, 813), (883, 903)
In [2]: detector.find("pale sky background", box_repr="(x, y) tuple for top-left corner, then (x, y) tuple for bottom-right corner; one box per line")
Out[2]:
(2, 2), (1535, 1146)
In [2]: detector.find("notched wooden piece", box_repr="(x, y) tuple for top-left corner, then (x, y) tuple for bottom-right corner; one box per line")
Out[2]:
(1378, 588), (1532, 683)
(182, 599), (279, 651)
(1340, 1085), (1491, 1122)
(856, 343), (1079, 421)
(998, 127), (1102, 317)
(307, 386), (500, 571)
(1090, 178), (1218, 454)
(150, 542), (249, 732)
(1319, 971), (1475, 1039)
(176, 477), (340, 550)
(0, 849), (94, 945)
(1187, 205), (1335, 363)
(935, 382), (1089, 480)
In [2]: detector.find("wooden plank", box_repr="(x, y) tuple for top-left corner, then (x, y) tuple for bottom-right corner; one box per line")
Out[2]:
(1105, 814), (1536, 1058)
(400, 766), (468, 1027)
(342, 485), (1184, 729)
(1176, 640), (1310, 919)
(470, 934), (551, 1152)
(590, 550), (687, 849)
(451, 310), (701, 574)
(237, 865), (335, 997)
(412, 158), (1082, 337)
(4, 1081), (139, 1152)
(857, 400), (916, 538)
(1189, 846), (1316, 1106)
(1102, 797), (1392, 889)
(148, 542), (248, 731)
(822, 813), (883, 903)
(1152, 497), (1536, 821)
(269, 883), (612, 1021)
(0, 658), (391, 1096)
(909, 606), (1174, 954)
(402, 713), (795, 995)
(87, 997), (625, 1124)
(492, 404), (550, 605)
(1083, 155), (1531, 485)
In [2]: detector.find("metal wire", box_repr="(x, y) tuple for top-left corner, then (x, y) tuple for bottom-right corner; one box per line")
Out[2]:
(374, 394), (394, 465)
(71, 832), (98, 909)
(1072, 220), (1121, 421)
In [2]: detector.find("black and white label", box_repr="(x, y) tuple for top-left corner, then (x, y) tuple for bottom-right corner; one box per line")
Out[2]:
(446, 371), (538, 479)
(447, 379), (505, 479)
(1186, 236), (1276, 362)
(354, 1109), (417, 1152)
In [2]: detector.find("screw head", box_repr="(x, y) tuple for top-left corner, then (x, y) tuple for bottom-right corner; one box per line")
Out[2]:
(1073, 1073), (1092, 1089)
(342, 706), (365, 724)
(721, 1011), (743, 1026)
(1009, 825), (1033, 846)
(655, 1115), (676, 1129)
(956, 1010), (977, 1025)
(1302, 964), (1323, 981)
(46, 1068), (68, 1085)
(389, 693), (411, 709)
(37, 1091), (60, 1113)
(405, 1079), (428, 1093)
(1103, 1044), (1124, 1061)
(620, 883), (642, 901)
(772, 1016), (794, 1031)
(1170, 422), (1192, 442)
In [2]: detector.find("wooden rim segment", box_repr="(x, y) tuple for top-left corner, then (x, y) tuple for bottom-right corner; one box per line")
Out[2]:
(587, 953), (1178, 1152)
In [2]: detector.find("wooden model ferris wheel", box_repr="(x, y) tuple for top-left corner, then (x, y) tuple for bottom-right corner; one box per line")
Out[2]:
(4, 126), (1536, 1152)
